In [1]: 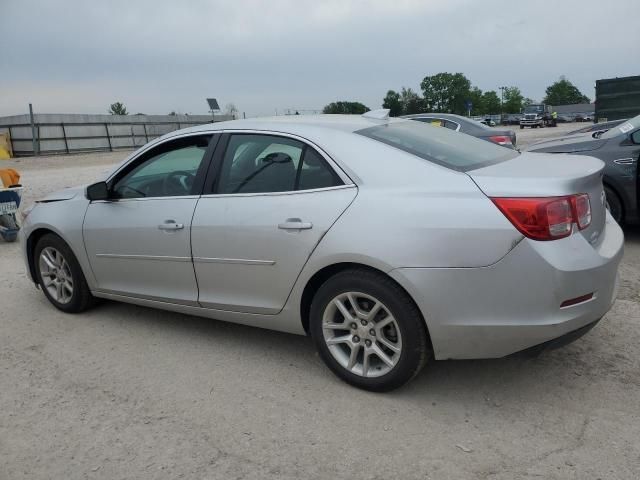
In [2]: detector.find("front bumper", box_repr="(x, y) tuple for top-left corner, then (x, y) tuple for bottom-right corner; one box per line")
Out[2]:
(390, 214), (624, 360)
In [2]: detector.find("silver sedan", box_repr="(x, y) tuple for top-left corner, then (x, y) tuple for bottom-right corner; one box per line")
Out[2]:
(20, 111), (623, 391)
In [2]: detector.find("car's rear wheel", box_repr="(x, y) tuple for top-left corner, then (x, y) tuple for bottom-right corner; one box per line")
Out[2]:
(310, 269), (430, 392)
(604, 185), (624, 225)
(34, 233), (94, 313)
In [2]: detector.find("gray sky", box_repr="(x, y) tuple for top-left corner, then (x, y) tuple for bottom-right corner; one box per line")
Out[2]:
(2, 0), (638, 117)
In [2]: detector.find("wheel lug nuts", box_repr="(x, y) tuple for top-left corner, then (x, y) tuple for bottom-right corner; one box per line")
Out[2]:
(365, 339), (372, 347)
(350, 323), (357, 330)
(353, 335), (360, 343)
(369, 329), (376, 336)
(361, 320), (367, 326)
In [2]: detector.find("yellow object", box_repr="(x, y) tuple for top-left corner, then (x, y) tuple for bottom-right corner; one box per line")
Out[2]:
(0, 168), (20, 188)
(0, 132), (12, 159)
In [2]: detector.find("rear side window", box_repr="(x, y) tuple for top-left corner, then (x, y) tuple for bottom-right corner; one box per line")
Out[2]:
(216, 134), (342, 194)
(356, 120), (518, 172)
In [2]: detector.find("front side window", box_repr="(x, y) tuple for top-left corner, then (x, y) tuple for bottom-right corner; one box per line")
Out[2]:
(217, 134), (342, 194)
(112, 135), (211, 198)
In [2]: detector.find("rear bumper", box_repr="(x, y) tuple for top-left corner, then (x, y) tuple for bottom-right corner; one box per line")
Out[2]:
(390, 214), (624, 360)
(510, 319), (600, 357)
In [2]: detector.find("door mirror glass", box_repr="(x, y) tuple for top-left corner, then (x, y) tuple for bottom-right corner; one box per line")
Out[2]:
(631, 130), (640, 145)
(86, 181), (109, 201)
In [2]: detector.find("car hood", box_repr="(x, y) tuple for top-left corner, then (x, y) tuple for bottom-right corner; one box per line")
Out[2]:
(36, 186), (85, 203)
(526, 133), (607, 153)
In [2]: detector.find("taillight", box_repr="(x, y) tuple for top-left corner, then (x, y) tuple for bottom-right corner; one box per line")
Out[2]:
(488, 135), (512, 146)
(572, 193), (591, 229)
(491, 194), (591, 241)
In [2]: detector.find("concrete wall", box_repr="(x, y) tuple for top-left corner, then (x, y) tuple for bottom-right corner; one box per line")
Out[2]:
(0, 113), (234, 156)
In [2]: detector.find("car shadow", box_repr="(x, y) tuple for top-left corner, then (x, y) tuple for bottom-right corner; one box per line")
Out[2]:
(89, 298), (600, 402)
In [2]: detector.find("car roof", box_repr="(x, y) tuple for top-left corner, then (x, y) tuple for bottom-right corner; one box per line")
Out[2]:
(175, 114), (410, 138)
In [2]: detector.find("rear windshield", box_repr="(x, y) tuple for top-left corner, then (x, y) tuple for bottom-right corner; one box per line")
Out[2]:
(356, 120), (518, 172)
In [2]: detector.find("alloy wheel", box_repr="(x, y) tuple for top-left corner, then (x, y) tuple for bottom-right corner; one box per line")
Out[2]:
(39, 246), (74, 304)
(322, 292), (402, 378)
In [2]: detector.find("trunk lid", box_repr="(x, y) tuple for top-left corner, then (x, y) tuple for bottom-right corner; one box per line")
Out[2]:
(467, 152), (607, 244)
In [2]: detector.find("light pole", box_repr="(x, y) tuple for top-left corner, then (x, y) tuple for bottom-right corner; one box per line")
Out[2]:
(499, 86), (507, 113)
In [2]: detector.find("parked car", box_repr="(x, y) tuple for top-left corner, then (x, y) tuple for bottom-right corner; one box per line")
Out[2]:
(402, 113), (517, 148)
(528, 114), (640, 224)
(575, 112), (595, 122)
(21, 112), (622, 391)
(501, 114), (523, 126)
(567, 119), (626, 136)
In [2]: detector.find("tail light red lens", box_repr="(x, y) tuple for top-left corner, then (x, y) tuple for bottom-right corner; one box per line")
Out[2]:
(491, 194), (591, 241)
(488, 135), (512, 146)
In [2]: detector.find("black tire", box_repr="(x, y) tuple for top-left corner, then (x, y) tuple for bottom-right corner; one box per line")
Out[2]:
(310, 269), (430, 392)
(33, 233), (95, 313)
(604, 185), (624, 225)
(520, 125), (524, 129)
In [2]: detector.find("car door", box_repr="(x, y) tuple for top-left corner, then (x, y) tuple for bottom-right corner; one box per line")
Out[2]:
(191, 132), (357, 314)
(83, 134), (216, 305)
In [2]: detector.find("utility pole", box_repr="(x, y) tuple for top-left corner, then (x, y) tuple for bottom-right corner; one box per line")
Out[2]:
(499, 86), (507, 113)
(29, 103), (39, 156)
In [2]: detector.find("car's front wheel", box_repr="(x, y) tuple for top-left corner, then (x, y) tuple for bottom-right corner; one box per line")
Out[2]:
(34, 233), (95, 313)
(310, 269), (430, 392)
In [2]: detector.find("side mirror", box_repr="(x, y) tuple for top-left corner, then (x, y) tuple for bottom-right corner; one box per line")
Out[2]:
(86, 181), (109, 201)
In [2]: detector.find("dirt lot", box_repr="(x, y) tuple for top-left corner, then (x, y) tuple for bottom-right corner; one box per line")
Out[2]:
(1, 125), (639, 479)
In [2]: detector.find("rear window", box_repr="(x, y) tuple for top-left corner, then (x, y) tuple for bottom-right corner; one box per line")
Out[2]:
(356, 120), (518, 172)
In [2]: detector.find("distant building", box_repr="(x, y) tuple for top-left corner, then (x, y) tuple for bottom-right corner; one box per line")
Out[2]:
(553, 103), (595, 115)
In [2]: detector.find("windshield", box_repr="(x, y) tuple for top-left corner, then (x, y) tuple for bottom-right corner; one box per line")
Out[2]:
(600, 114), (640, 139)
(356, 120), (518, 172)
(524, 105), (544, 114)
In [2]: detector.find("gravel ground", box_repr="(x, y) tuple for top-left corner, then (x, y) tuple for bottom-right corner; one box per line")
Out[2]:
(1, 127), (639, 479)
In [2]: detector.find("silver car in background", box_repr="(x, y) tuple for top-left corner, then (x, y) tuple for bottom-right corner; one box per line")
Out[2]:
(20, 111), (623, 391)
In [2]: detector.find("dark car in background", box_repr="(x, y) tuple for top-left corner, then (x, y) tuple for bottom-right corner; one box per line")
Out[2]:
(568, 119), (626, 136)
(403, 113), (517, 148)
(501, 113), (523, 126)
(527, 115), (640, 224)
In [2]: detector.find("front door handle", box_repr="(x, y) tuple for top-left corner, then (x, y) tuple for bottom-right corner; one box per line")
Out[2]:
(278, 218), (313, 230)
(158, 220), (184, 231)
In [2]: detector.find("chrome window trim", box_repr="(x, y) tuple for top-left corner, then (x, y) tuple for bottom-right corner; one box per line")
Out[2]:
(199, 183), (356, 199)
(90, 195), (200, 203)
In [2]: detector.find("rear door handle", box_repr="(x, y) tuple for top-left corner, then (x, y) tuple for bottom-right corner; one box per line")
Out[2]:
(278, 218), (313, 230)
(158, 220), (184, 231)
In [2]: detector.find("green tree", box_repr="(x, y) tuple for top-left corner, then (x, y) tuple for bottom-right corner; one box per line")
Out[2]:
(502, 86), (524, 114)
(523, 97), (536, 108)
(108, 102), (128, 115)
(382, 90), (403, 117)
(481, 90), (501, 115)
(543, 77), (590, 105)
(420, 72), (472, 114)
(400, 87), (424, 115)
(322, 101), (370, 114)
(467, 86), (484, 115)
